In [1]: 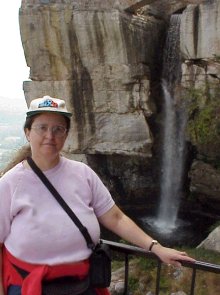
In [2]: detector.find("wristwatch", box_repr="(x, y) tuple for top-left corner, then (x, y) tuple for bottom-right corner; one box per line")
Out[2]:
(149, 240), (158, 252)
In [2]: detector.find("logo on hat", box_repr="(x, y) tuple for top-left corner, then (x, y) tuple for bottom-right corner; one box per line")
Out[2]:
(26, 96), (72, 118)
(38, 99), (58, 109)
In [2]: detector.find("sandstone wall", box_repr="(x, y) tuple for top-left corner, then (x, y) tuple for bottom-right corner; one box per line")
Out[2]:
(180, 0), (220, 213)
(181, 1), (220, 59)
(20, 0), (165, 157)
(19, 0), (220, 214)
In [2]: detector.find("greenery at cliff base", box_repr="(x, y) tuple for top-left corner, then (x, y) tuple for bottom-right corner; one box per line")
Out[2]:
(186, 84), (220, 147)
(112, 247), (220, 295)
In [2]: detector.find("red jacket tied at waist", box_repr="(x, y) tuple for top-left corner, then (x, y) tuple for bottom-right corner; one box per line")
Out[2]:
(3, 247), (110, 295)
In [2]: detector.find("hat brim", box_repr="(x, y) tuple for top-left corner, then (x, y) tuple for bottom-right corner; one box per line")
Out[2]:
(26, 110), (72, 118)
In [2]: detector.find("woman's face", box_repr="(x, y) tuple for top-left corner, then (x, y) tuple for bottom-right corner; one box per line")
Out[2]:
(25, 112), (68, 160)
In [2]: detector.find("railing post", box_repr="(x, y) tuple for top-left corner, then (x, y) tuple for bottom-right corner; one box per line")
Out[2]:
(155, 260), (161, 295)
(101, 239), (220, 295)
(190, 267), (196, 295)
(124, 253), (129, 295)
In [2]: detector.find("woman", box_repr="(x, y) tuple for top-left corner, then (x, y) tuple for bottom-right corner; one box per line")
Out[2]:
(0, 96), (195, 295)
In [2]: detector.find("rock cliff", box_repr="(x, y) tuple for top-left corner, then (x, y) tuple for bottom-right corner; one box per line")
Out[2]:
(180, 0), (220, 216)
(20, 0), (164, 157)
(19, 0), (167, 206)
(19, 0), (220, 235)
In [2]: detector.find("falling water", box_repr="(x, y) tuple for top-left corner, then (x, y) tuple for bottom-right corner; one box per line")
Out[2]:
(137, 14), (213, 244)
(155, 14), (187, 233)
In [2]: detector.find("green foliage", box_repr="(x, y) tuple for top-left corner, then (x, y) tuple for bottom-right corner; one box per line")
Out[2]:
(159, 276), (170, 292)
(213, 54), (220, 62)
(186, 84), (220, 145)
(191, 248), (220, 264)
(170, 246), (220, 264)
(128, 277), (140, 292)
(136, 255), (158, 271)
(111, 259), (124, 271)
(112, 247), (220, 295)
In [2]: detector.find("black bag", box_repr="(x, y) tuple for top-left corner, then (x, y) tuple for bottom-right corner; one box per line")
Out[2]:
(89, 242), (112, 288)
(27, 157), (112, 289)
(42, 275), (90, 295)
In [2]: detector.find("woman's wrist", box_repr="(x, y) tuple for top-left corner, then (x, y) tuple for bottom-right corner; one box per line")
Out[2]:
(147, 239), (163, 254)
(151, 243), (163, 255)
(148, 239), (159, 252)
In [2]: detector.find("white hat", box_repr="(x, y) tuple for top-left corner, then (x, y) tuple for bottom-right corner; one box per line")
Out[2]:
(26, 96), (72, 118)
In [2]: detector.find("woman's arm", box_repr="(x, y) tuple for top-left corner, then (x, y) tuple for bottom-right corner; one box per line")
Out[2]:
(0, 244), (4, 295)
(98, 205), (195, 267)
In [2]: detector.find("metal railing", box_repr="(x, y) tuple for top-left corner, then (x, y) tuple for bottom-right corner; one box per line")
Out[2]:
(101, 239), (220, 295)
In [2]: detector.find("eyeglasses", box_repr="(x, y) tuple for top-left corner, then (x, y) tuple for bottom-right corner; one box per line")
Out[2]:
(31, 124), (67, 138)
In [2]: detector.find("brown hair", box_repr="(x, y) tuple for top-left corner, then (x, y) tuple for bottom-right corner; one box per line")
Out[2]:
(24, 114), (71, 131)
(0, 114), (71, 176)
(0, 144), (31, 176)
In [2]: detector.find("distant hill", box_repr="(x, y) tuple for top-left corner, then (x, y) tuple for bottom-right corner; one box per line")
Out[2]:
(0, 96), (27, 113)
(0, 96), (27, 170)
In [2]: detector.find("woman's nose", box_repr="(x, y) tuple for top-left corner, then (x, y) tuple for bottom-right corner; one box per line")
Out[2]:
(45, 127), (55, 138)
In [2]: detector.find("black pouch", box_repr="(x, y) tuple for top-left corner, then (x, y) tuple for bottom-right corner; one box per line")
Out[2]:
(89, 243), (112, 288)
(42, 275), (90, 295)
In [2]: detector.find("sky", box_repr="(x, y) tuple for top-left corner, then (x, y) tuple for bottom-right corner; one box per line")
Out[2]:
(0, 1), (29, 108)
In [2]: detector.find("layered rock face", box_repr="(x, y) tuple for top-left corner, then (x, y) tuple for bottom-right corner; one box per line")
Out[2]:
(19, 0), (220, 218)
(20, 0), (164, 157)
(19, 0), (167, 204)
(180, 0), (220, 214)
(181, 1), (220, 59)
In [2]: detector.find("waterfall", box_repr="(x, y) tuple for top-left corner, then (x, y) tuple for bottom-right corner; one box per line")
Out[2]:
(155, 14), (187, 233)
(161, 14), (182, 90)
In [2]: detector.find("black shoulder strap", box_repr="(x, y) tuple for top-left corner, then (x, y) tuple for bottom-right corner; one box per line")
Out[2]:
(27, 157), (95, 250)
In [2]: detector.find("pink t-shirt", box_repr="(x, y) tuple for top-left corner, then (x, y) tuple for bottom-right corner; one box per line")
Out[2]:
(0, 157), (115, 265)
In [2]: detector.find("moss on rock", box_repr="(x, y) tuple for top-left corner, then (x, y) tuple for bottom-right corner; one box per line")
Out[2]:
(186, 83), (220, 157)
